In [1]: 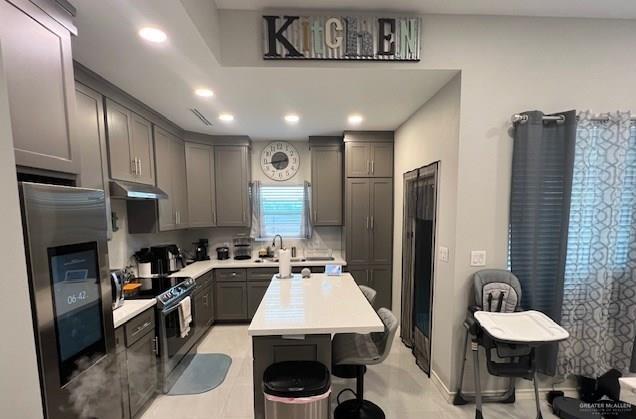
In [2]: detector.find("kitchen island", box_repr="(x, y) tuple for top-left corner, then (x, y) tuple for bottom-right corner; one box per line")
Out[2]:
(248, 273), (383, 419)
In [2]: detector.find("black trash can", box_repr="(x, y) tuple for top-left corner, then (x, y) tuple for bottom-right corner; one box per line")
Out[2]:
(263, 361), (331, 419)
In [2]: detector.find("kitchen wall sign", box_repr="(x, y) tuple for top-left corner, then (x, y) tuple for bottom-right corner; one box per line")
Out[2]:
(263, 15), (421, 61)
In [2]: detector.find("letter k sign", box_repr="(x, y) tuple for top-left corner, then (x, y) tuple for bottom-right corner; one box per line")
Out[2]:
(263, 16), (304, 58)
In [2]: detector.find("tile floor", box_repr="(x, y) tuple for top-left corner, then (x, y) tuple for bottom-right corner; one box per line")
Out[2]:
(141, 324), (559, 419)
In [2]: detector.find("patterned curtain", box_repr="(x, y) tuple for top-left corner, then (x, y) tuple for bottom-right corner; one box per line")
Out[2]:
(249, 181), (262, 238)
(557, 111), (636, 378)
(303, 181), (313, 239)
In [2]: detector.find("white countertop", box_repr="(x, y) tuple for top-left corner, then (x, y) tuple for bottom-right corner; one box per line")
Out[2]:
(171, 252), (347, 280)
(113, 299), (156, 328)
(248, 273), (384, 336)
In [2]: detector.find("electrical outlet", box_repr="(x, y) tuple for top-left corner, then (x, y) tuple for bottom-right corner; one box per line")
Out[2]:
(470, 250), (487, 267)
(439, 246), (449, 262)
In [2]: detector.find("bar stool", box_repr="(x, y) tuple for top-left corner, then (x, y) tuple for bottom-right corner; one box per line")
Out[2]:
(331, 308), (398, 419)
(358, 285), (377, 306)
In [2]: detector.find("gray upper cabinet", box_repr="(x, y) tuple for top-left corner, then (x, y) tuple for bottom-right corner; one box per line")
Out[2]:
(345, 142), (393, 178)
(1, 0), (78, 174)
(105, 99), (134, 182)
(215, 145), (250, 227)
(155, 127), (188, 230)
(105, 98), (155, 185)
(75, 83), (112, 238)
(344, 131), (394, 178)
(131, 115), (155, 185)
(310, 138), (343, 226)
(370, 143), (394, 177)
(185, 142), (216, 227)
(345, 178), (393, 265)
(345, 142), (372, 177)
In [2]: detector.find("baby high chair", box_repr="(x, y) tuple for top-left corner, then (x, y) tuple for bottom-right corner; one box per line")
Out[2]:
(454, 269), (569, 419)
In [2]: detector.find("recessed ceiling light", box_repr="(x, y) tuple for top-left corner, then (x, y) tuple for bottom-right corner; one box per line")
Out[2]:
(284, 114), (300, 124)
(195, 88), (214, 98)
(219, 113), (234, 122)
(138, 27), (167, 43)
(348, 114), (364, 125)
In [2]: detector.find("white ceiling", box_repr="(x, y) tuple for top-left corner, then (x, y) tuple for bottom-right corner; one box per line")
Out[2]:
(71, 0), (456, 140)
(215, 0), (636, 20)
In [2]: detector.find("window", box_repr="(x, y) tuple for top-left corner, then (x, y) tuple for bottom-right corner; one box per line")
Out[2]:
(258, 185), (309, 239)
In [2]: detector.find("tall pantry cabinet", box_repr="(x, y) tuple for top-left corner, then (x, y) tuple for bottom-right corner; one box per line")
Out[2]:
(344, 131), (394, 310)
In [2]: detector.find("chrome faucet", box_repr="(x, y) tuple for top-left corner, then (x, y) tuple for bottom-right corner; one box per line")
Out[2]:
(272, 234), (284, 251)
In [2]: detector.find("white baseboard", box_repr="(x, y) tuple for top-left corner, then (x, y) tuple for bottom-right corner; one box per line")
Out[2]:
(430, 368), (578, 402)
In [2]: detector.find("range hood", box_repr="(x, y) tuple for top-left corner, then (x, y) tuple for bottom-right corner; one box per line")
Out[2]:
(109, 180), (168, 200)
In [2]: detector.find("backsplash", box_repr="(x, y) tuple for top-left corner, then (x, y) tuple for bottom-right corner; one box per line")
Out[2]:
(107, 200), (191, 269)
(108, 199), (343, 269)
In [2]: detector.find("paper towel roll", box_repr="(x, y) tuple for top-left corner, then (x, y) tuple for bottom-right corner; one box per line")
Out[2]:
(278, 248), (292, 278)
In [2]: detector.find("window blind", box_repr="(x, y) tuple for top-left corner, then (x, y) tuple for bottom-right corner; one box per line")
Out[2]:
(259, 185), (306, 238)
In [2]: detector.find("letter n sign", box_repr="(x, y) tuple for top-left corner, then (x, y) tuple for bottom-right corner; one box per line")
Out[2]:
(263, 16), (304, 58)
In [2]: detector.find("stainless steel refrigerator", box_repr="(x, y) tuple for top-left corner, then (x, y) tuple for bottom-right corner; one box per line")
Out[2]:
(19, 182), (122, 419)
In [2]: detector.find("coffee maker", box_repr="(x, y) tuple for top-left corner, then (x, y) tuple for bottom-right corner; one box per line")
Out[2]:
(149, 244), (184, 274)
(194, 239), (210, 261)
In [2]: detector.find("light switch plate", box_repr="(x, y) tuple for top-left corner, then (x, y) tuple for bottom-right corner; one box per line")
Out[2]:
(439, 246), (449, 262)
(470, 250), (487, 266)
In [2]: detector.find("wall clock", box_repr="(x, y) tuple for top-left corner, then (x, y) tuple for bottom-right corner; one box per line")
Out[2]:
(261, 141), (299, 181)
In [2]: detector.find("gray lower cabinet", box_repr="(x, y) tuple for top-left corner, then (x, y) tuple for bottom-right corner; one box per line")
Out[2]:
(214, 145), (250, 227)
(309, 139), (343, 226)
(247, 282), (269, 319)
(155, 127), (188, 230)
(1, 0), (79, 174)
(115, 308), (158, 419)
(185, 142), (216, 227)
(215, 282), (248, 320)
(127, 331), (157, 417)
(346, 265), (392, 310)
(193, 273), (215, 337)
(75, 82), (112, 239)
(105, 98), (155, 185)
(345, 178), (393, 265)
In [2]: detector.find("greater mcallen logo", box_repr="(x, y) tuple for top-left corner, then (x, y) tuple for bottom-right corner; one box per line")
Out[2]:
(262, 15), (421, 61)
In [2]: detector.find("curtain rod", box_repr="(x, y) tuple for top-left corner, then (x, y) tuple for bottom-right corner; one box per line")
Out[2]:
(511, 113), (636, 125)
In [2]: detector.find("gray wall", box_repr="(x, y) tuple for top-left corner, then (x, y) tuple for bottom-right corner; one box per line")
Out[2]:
(0, 42), (44, 419)
(393, 74), (461, 387)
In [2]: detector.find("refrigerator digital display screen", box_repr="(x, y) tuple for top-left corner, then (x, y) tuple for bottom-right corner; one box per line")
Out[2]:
(48, 242), (106, 385)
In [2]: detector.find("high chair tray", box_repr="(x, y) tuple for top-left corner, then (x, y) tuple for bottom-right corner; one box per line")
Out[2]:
(474, 310), (569, 344)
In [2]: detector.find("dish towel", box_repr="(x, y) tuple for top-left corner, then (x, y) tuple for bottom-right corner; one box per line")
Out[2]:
(178, 296), (192, 338)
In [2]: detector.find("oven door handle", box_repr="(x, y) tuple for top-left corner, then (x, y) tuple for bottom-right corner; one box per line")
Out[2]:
(161, 292), (194, 315)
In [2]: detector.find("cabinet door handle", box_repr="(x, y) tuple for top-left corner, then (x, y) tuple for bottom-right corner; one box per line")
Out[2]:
(131, 159), (137, 175)
(138, 158), (142, 176)
(367, 160), (371, 174)
(371, 160), (375, 174)
(370, 216), (374, 230)
(176, 210), (180, 225)
(152, 336), (159, 355)
(132, 321), (152, 337)
(366, 269), (369, 284)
